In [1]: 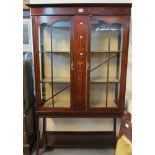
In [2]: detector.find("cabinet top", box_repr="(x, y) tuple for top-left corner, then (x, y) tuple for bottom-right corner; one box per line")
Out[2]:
(28, 3), (131, 16)
(27, 3), (132, 8)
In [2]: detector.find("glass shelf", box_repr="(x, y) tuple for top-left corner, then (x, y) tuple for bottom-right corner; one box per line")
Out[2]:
(41, 78), (119, 84)
(40, 77), (70, 83)
(90, 77), (119, 83)
(39, 51), (70, 53)
(40, 51), (120, 54)
(91, 51), (121, 53)
(51, 27), (70, 29)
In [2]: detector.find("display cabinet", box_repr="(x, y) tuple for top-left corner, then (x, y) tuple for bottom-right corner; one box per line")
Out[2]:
(29, 3), (131, 154)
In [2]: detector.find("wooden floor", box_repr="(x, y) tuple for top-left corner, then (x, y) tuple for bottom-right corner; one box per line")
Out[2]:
(32, 148), (115, 155)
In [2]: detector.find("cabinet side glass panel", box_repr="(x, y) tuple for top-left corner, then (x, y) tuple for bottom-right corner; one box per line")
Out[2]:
(38, 21), (71, 108)
(90, 20), (123, 108)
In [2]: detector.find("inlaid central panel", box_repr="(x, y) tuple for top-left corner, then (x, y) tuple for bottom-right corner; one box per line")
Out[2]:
(74, 16), (88, 111)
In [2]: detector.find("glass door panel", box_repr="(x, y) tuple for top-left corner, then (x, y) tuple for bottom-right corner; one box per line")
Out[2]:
(89, 19), (123, 109)
(38, 20), (71, 108)
(91, 21), (109, 52)
(107, 83), (120, 108)
(90, 84), (107, 108)
(52, 21), (70, 52)
(90, 53), (108, 82)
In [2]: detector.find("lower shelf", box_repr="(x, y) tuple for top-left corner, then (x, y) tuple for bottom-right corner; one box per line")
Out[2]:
(44, 131), (115, 148)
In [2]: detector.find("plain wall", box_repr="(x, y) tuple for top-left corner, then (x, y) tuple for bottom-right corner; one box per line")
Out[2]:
(30, 0), (132, 4)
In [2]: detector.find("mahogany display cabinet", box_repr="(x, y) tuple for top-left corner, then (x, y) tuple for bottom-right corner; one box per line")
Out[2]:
(28, 3), (131, 154)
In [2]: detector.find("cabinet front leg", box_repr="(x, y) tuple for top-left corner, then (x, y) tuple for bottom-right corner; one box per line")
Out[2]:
(43, 117), (47, 149)
(36, 115), (40, 155)
(113, 118), (117, 148)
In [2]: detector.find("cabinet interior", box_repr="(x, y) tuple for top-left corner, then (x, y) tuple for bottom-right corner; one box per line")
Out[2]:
(38, 19), (123, 109)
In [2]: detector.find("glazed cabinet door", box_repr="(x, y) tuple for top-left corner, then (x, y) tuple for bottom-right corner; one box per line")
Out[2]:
(32, 15), (129, 113)
(33, 16), (73, 111)
(87, 16), (128, 112)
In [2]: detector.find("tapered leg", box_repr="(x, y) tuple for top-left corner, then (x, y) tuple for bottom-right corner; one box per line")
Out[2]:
(113, 118), (117, 148)
(43, 117), (47, 149)
(36, 115), (40, 155)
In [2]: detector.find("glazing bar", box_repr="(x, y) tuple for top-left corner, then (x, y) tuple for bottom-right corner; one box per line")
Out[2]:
(51, 25), (54, 108)
(105, 28), (111, 108)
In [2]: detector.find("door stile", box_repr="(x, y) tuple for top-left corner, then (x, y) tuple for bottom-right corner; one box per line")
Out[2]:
(119, 16), (130, 111)
(70, 16), (74, 111)
(86, 16), (91, 111)
(32, 16), (41, 110)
